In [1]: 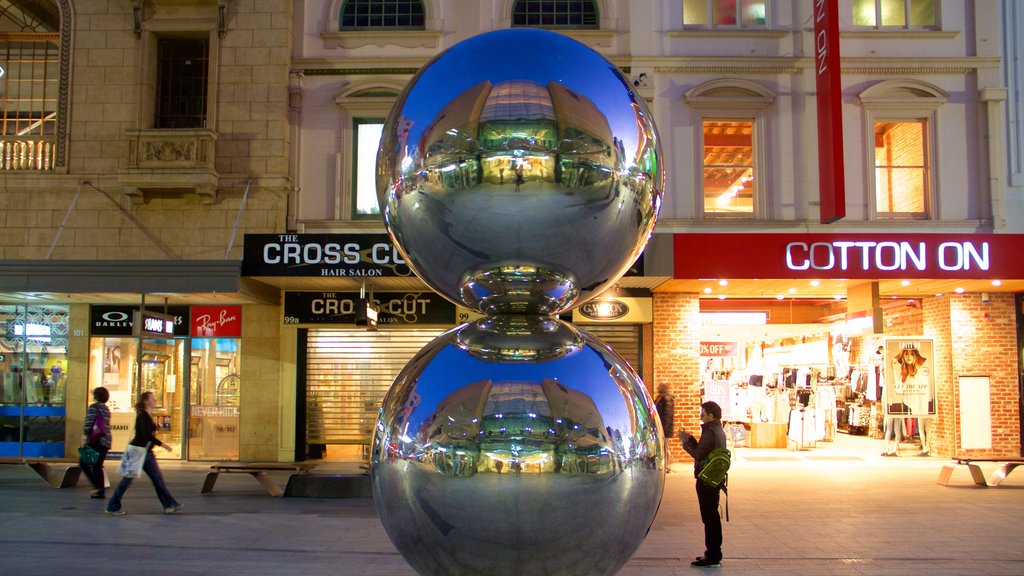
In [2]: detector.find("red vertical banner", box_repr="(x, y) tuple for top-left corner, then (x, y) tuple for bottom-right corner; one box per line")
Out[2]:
(814, 0), (845, 223)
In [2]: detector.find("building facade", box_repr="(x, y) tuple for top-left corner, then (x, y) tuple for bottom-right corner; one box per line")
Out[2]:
(1, 1), (1021, 463)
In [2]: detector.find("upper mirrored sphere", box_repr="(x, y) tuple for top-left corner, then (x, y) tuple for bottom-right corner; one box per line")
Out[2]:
(377, 29), (663, 315)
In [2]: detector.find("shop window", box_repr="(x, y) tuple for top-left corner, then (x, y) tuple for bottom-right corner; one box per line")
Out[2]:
(188, 338), (240, 461)
(353, 119), (385, 217)
(685, 79), (774, 219)
(155, 37), (209, 129)
(682, 0), (768, 28)
(0, 0), (69, 172)
(339, 0), (425, 30)
(853, 0), (937, 29)
(873, 120), (929, 218)
(858, 79), (946, 220)
(511, 0), (599, 29)
(0, 304), (69, 457)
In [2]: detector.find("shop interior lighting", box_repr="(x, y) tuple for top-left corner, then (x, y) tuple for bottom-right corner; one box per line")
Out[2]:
(700, 312), (767, 325)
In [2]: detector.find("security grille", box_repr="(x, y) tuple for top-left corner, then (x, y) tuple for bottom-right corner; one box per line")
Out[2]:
(305, 329), (443, 444)
(579, 323), (642, 373)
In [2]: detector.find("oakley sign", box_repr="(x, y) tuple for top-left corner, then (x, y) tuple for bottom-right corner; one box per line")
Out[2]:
(786, 241), (989, 272)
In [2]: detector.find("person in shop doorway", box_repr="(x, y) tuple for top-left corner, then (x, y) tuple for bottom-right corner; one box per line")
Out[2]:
(679, 401), (728, 568)
(105, 391), (182, 516)
(654, 383), (675, 471)
(514, 165), (524, 192)
(81, 386), (111, 498)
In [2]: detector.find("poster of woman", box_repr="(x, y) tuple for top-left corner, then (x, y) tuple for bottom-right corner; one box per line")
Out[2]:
(884, 339), (936, 417)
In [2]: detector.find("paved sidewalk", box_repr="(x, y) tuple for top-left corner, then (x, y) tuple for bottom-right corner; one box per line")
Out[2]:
(1, 445), (1022, 575)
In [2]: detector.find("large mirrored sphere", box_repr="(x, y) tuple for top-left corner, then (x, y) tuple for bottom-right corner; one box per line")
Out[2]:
(377, 29), (663, 315)
(371, 316), (666, 576)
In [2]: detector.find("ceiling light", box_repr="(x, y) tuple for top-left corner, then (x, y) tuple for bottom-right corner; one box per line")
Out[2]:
(810, 280), (820, 287)
(703, 287), (712, 294)
(776, 295), (785, 300)
(718, 295), (727, 300)
(992, 280), (1002, 286)
(901, 280), (910, 286)
(718, 280), (728, 286)
(788, 288), (796, 294)
(955, 287), (965, 294)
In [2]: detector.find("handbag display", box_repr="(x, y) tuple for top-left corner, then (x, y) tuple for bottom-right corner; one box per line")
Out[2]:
(78, 445), (100, 466)
(118, 444), (148, 478)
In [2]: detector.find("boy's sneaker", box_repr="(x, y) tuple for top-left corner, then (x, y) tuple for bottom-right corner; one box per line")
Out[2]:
(691, 556), (721, 567)
(164, 503), (184, 514)
(105, 509), (126, 516)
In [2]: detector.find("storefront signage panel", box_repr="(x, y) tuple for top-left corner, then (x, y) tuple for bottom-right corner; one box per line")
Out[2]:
(572, 297), (652, 323)
(813, 0), (845, 223)
(674, 234), (1024, 279)
(284, 292), (455, 325)
(242, 234), (412, 277)
(700, 342), (738, 357)
(883, 338), (936, 417)
(90, 306), (189, 337)
(191, 306), (242, 337)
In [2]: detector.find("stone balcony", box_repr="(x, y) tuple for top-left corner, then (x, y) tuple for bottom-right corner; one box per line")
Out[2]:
(118, 128), (220, 204)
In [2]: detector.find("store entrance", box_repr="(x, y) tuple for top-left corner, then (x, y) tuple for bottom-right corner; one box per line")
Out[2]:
(699, 321), (923, 459)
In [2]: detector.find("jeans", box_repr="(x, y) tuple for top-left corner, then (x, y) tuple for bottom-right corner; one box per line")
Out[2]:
(81, 445), (108, 493)
(106, 451), (179, 512)
(696, 479), (723, 561)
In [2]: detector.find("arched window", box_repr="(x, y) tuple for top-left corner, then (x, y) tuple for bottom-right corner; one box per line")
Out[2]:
(339, 0), (425, 31)
(685, 79), (775, 219)
(511, 0), (599, 29)
(858, 80), (947, 220)
(0, 0), (70, 171)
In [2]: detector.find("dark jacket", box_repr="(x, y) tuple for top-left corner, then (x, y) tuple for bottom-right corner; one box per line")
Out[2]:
(129, 410), (165, 451)
(655, 393), (676, 436)
(681, 419), (727, 478)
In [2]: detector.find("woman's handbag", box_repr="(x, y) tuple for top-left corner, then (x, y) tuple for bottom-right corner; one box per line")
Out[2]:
(78, 445), (100, 466)
(118, 444), (147, 478)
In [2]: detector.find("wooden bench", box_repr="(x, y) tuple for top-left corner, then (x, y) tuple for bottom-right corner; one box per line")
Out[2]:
(0, 458), (82, 488)
(937, 458), (1024, 487)
(201, 462), (317, 497)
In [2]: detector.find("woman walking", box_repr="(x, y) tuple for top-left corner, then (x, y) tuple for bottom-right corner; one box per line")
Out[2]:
(81, 387), (111, 498)
(105, 391), (183, 515)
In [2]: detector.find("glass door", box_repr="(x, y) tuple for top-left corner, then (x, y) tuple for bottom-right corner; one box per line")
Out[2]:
(187, 338), (240, 460)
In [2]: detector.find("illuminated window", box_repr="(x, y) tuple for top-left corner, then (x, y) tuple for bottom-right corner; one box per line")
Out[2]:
(873, 120), (929, 218)
(686, 79), (774, 219)
(683, 0), (768, 28)
(702, 119), (755, 216)
(0, 0), (66, 172)
(512, 0), (599, 29)
(853, 0), (937, 29)
(859, 79), (946, 221)
(339, 0), (425, 30)
(353, 119), (384, 217)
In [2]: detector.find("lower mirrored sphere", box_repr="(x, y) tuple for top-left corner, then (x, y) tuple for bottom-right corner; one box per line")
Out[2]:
(371, 318), (665, 576)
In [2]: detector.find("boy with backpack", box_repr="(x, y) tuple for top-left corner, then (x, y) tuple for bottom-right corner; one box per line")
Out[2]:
(679, 401), (729, 568)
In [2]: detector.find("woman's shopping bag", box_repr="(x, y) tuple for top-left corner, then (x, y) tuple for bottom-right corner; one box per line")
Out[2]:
(118, 444), (147, 478)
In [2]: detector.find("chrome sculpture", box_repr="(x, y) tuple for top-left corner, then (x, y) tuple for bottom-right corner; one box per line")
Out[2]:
(372, 29), (665, 576)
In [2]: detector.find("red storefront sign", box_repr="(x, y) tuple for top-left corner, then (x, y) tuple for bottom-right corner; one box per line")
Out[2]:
(191, 306), (242, 337)
(674, 234), (1024, 279)
(700, 342), (738, 357)
(814, 0), (845, 224)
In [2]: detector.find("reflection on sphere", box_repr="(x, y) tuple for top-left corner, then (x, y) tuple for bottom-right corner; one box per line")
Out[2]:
(377, 29), (663, 315)
(371, 319), (665, 576)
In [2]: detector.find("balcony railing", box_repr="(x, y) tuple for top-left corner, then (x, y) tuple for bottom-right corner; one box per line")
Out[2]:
(0, 137), (55, 171)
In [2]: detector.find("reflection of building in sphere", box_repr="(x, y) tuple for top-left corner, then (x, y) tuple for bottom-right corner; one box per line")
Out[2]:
(418, 79), (614, 191)
(417, 376), (618, 477)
